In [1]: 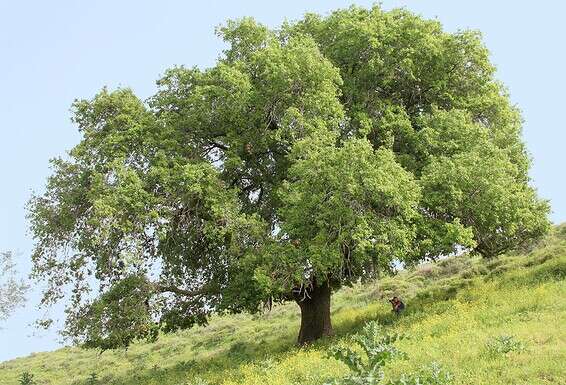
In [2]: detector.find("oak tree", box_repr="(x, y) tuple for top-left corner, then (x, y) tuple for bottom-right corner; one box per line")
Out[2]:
(28, 6), (549, 347)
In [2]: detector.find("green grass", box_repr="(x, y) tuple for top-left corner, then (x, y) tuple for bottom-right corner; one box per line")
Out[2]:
(2, 225), (566, 385)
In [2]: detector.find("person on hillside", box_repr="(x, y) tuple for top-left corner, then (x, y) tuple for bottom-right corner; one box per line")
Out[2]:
(389, 296), (405, 315)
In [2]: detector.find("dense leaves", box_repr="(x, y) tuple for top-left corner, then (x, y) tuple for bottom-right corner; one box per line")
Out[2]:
(272, 134), (420, 288)
(28, 5), (549, 348)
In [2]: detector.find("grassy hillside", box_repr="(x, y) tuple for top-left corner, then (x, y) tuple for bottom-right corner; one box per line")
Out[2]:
(2, 225), (565, 385)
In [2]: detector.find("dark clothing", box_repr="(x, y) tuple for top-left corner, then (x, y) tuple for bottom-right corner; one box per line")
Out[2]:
(394, 301), (405, 314)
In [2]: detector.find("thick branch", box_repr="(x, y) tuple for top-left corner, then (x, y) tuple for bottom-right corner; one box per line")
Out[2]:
(207, 140), (229, 150)
(153, 283), (209, 298)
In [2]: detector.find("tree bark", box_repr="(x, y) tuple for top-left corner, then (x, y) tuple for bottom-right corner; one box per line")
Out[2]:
(294, 281), (333, 345)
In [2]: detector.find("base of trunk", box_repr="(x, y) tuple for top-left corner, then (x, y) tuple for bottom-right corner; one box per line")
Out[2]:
(295, 281), (333, 345)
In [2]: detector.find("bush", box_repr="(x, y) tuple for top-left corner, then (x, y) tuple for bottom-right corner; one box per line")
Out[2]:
(19, 372), (36, 385)
(325, 321), (406, 385)
(485, 335), (525, 355)
(325, 321), (453, 385)
(86, 372), (98, 385)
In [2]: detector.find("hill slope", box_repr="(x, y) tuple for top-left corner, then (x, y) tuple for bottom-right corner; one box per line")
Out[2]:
(1, 226), (565, 385)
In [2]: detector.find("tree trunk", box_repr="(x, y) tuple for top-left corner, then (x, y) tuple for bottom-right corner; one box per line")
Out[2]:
(294, 281), (333, 345)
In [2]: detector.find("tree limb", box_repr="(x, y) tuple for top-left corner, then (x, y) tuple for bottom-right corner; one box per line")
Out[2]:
(153, 283), (209, 298)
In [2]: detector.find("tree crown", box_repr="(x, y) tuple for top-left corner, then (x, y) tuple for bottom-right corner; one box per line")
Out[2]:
(28, 5), (549, 348)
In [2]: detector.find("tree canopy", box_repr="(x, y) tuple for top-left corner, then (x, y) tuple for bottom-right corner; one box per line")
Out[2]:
(28, 5), (549, 347)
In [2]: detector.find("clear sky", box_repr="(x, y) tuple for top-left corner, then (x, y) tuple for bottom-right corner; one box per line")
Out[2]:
(1, 0), (564, 362)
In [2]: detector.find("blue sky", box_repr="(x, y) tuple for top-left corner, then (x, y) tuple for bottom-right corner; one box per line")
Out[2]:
(0, 0), (564, 362)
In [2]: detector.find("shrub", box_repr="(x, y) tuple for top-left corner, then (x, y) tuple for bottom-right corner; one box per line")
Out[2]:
(326, 321), (453, 385)
(485, 335), (525, 355)
(86, 372), (98, 385)
(19, 372), (36, 385)
(325, 321), (406, 385)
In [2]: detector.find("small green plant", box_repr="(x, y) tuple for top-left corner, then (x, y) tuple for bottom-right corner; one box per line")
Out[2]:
(325, 321), (407, 384)
(86, 372), (98, 385)
(19, 371), (36, 385)
(485, 335), (525, 355)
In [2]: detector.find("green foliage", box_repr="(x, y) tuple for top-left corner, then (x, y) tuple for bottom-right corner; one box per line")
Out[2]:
(27, 4), (549, 348)
(326, 321), (453, 385)
(419, 126), (549, 258)
(65, 275), (159, 349)
(86, 372), (98, 385)
(484, 335), (525, 356)
(273, 136), (420, 288)
(288, 5), (550, 261)
(326, 321), (407, 385)
(18, 372), (36, 385)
